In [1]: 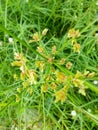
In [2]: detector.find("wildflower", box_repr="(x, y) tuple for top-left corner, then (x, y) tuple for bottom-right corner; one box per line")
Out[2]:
(93, 80), (98, 85)
(87, 72), (95, 78)
(11, 61), (23, 67)
(27, 88), (33, 95)
(16, 94), (20, 102)
(52, 45), (57, 54)
(75, 70), (83, 79)
(71, 110), (77, 117)
(73, 78), (83, 88)
(22, 81), (29, 88)
(73, 42), (80, 53)
(14, 52), (23, 60)
(54, 88), (66, 103)
(59, 58), (66, 65)
(48, 57), (54, 63)
(56, 71), (67, 83)
(68, 29), (80, 38)
(78, 86), (86, 96)
(35, 60), (45, 72)
(8, 37), (13, 43)
(66, 62), (72, 69)
(13, 74), (18, 80)
(17, 88), (22, 93)
(41, 85), (48, 93)
(83, 70), (89, 77)
(28, 70), (36, 85)
(37, 45), (44, 53)
(20, 71), (27, 80)
(51, 83), (57, 91)
(33, 32), (40, 42)
(42, 28), (48, 36)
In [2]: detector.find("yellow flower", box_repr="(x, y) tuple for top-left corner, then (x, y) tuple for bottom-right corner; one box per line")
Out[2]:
(66, 62), (72, 69)
(54, 88), (66, 103)
(42, 28), (48, 36)
(56, 71), (67, 83)
(17, 87), (22, 93)
(27, 88), (33, 95)
(11, 61), (23, 67)
(35, 60), (45, 72)
(27, 69), (36, 84)
(33, 32), (40, 42)
(22, 80), (29, 88)
(37, 45), (44, 53)
(51, 83), (57, 91)
(47, 57), (54, 63)
(16, 94), (20, 102)
(13, 74), (18, 80)
(14, 52), (23, 60)
(73, 42), (80, 53)
(68, 29), (80, 38)
(87, 72), (95, 78)
(59, 58), (66, 65)
(73, 78), (83, 88)
(52, 45), (57, 55)
(41, 85), (48, 93)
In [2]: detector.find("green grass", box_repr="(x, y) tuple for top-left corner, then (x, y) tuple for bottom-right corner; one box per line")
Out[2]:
(0, 0), (98, 130)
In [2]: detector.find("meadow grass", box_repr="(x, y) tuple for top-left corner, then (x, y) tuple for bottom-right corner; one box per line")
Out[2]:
(0, 0), (98, 130)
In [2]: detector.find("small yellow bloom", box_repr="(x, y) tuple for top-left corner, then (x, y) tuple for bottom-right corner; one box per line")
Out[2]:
(88, 72), (95, 78)
(16, 94), (20, 102)
(48, 57), (54, 63)
(41, 85), (48, 93)
(35, 60), (45, 72)
(37, 45), (44, 53)
(83, 70), (89, 77)
(78, 86), (86, 96)
(33, 32), (40, 42)
(22, 81), (29, 88)
(28, 70), (36, 84)
(59, 58), (66, 65)
(14, 52), (23, 60)
(66, 62), (72, 69)
(68, 29), (80, 38)
(56, 71), (67, 83)
(11, 61), (23, 67)
(75, 70), (83, 79)
(51, 83), (57, 91)
(13, 74), (18, 80)
(42, 28), (48, 36)
(17, 87), (22, 93)
(27, 88), (33, 95)
(54, 88), (66, 103)
(52, 45), (57, 55)
(73, 43), (80, 53)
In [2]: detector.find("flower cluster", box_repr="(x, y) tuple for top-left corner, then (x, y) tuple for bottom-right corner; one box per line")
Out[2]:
(68, 28), (81, 53)
(11, 28), (96, 104)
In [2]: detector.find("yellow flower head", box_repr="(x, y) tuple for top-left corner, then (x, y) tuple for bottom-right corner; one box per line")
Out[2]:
(68, 29), (80, 38)
(52, 45), (57, 55)
(59, 58), (66, 65)
(42, 28), (48, 36)
(56, 71), (67, 83)
(54, 88), (66, 103)
(37, 45), (44, 53)
(33, 32), (40, 42)
(73, 42), (80, 53)
(41, 85), (48, 93)
(66, 62), (72, 69)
